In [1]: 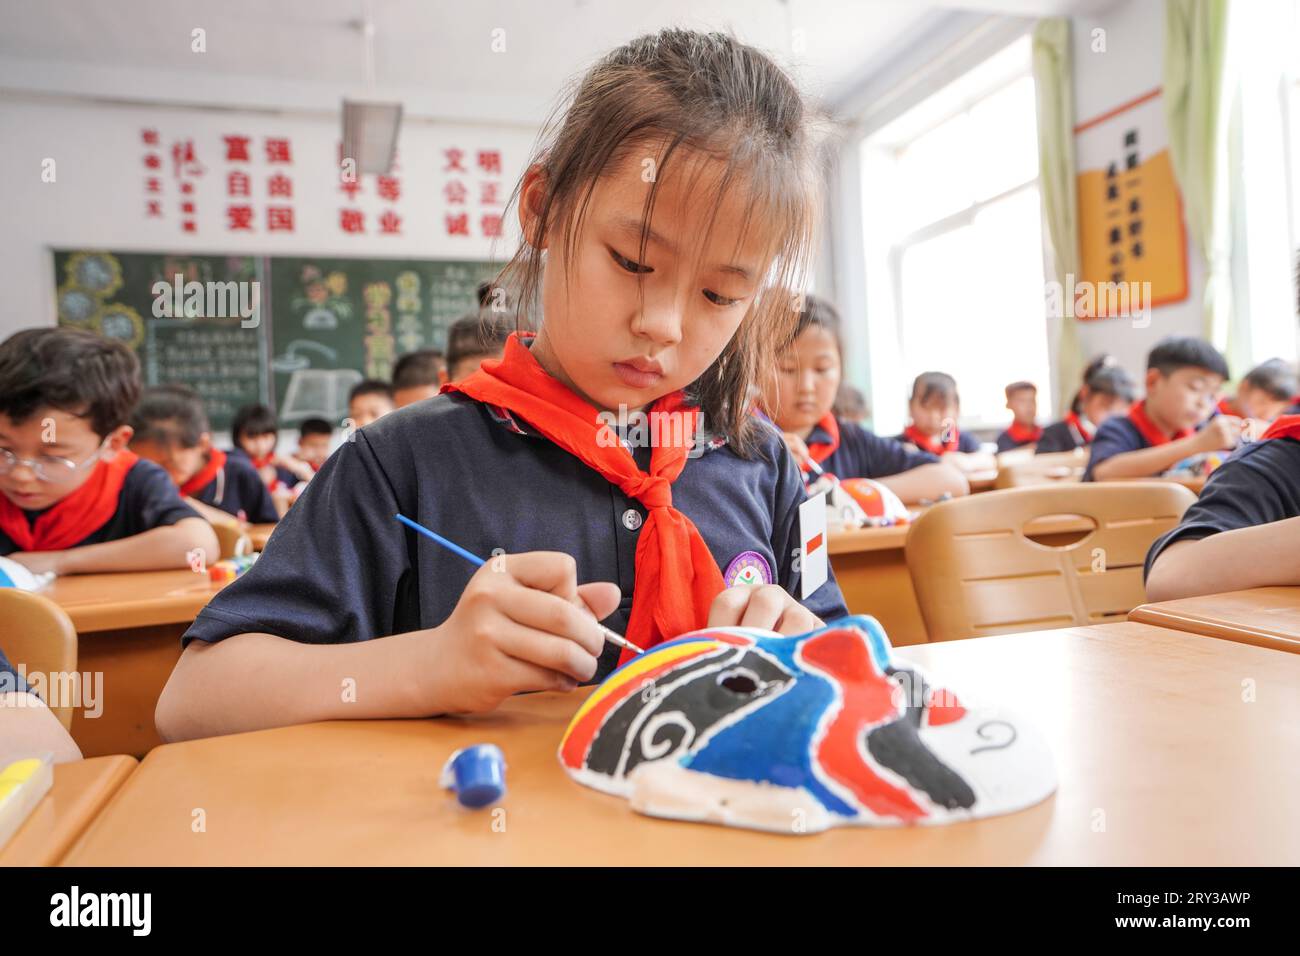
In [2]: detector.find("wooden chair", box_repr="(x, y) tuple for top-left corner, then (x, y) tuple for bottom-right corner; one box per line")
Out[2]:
(0, 590), (78, 729)
(994, 448), (1087, 489)
(905, 482), (1197, 642)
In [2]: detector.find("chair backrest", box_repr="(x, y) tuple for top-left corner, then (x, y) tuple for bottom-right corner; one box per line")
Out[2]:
(905, 482), (1197, 642)
(0, 589), (79, 729)
(994, 449), (1087, 489)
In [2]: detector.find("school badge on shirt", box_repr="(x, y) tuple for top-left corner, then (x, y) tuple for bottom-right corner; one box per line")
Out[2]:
(723, 550), (773, 588)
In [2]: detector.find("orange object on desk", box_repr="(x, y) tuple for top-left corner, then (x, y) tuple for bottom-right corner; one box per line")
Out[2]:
(58, 622), (1300, 866)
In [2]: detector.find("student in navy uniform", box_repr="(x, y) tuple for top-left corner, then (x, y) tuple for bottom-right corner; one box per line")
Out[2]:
(130, 385), (280, 524)
(0, 644), (82, 764)
(1085, 336), (1239, 481)
(347, 379), (395, 429)
(445, 310), (514, 384)
(391, 349), (447, 408)
(0, 328), (216, 574)
(293, 419), (334, 474)
(994, 381), (1041, 452)
(895, 372), (995, 474)
(1036, 356), (1136, 454)
(763, 295), (967, 503)
(1145, 414), (1300, 599)
(229, 403), (309, 491)
(156, 28), (850, 742)
(1230, 358), (1298, 423)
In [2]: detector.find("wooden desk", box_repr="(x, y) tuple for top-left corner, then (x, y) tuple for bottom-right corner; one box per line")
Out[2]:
(0, 755), (136, 866)
(829, 512), (1097, 647)
(1130, 587), (1300, 654)
(59, 622), (1300, 865)
(829, 523), (926, 646)
(41, 571), (226, 759)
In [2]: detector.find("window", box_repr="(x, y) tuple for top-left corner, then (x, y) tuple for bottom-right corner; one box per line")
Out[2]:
(859, 36), (1049, 433)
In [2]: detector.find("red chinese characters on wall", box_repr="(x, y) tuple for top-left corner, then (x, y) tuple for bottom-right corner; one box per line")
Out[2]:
(441, 146), (504, 239)
(223, 134), (297, 234)
(141, 128), (163, 221)
(336, 143), (405, 237)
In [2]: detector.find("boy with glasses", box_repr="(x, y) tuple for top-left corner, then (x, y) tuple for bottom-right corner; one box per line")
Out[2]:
(0, 328), (217, 575)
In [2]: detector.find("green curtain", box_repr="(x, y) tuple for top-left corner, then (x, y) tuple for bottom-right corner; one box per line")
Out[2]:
(1164, 0), (1232, 353)
(1031, 18), (1084, 415)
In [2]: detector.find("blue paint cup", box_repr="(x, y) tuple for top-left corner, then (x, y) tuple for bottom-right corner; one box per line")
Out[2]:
(440, 744), (507, 809)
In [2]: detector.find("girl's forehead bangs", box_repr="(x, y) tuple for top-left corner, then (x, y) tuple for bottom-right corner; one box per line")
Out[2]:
(555, 134), (815, 274)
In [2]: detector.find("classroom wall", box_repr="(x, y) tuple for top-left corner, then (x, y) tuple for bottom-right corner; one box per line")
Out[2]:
(1067, 0), (1208, 379)
(0, 94), (538, 343)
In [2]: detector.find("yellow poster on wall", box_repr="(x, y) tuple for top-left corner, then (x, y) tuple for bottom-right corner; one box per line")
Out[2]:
(1075, 87), (1189, 320)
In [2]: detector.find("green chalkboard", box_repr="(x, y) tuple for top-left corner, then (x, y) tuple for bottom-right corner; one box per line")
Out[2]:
(53, 250), (269, 431)
(268, 257), (499, 423)
(50, 250), (500, 430)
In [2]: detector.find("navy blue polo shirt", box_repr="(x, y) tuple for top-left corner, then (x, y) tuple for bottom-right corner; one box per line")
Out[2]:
(1144, 435), (1300, 580)
(189, 453), (279, 523)
(228, 447), (299, 491)
(813, 418), (937, 479)
(995, 428), (1040, 453)
(1035, 419), (1087, 454)
(184, 393), (850, 682)
(0, 645), (28, 695)
(1083, 415), (1212, 480)
(893, 430), (981, 455)
(0, 460), (200, 556)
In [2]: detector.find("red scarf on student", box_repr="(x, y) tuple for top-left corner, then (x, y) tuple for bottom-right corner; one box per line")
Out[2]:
(179, 447), (226, 497)
(1065, 410), (1094, 444)
(801, 413), (840, 473)
(902, 423), (958, 455)
(1006, 421), (1043, 444)
(249, 452), (274, 470)
(1127, 400), (1194, 446)
(442, 333), (726, 663)
(1261, 414), (1300, 441)
(0, 450), (138, 552)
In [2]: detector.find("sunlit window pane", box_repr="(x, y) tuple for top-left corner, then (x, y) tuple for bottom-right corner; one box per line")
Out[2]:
(898, 187), (1049, 426)
(969, 75), (1040, 202)
(894, 113), (975, 234)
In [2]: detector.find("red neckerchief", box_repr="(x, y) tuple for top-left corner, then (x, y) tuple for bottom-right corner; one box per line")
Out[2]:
(247, 451), (283, 492)
(179, 447), (226, 497)
(801, 413), (840, 473)
(1261, 414), (1300, 441)
(442, 332), (725, 664)
(903, 423), (958, 455)
(1216, 396), (1237, 416)
(0, 451), (139, 552)
(1065, 410), (1094, 443)
(1006, 421), (1043, 444)
(1127, 400), (1194, 446)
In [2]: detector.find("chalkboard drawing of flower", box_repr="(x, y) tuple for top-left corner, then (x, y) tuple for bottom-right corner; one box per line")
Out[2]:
(291, 262), (353, 323)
